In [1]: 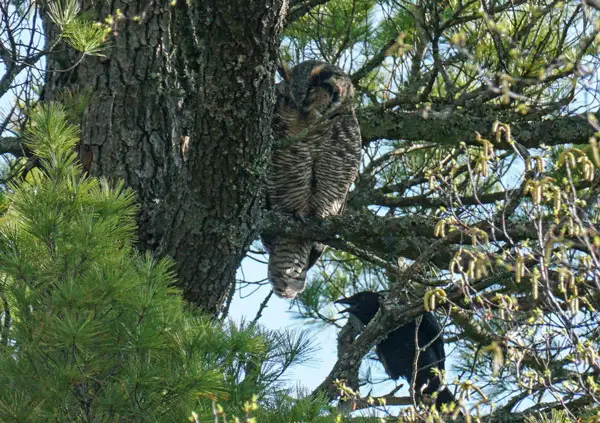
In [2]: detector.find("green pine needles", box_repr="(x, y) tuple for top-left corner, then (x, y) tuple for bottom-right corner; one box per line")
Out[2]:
(0, 104), (260, 422)
(0, 103), (338, 422)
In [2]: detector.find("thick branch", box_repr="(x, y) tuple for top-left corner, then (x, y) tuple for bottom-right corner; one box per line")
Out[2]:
(261, 210), (455, 267)
(358, 107), (595, 148)
(287, 0), (331, 23)
(260, 210), (573, 276)
(0, 137), (24, 156)
(369, 189), (521, 209)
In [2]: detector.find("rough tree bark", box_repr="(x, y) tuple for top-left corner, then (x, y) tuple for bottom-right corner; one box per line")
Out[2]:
(42, 0), (288, 314)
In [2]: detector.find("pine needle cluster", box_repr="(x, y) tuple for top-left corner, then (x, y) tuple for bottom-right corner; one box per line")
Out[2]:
(0, 104), (262, 422)
(0, 103), (343, 423)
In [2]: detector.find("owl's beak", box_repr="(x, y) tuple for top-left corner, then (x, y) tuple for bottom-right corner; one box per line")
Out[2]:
(301, 80), (340, 116)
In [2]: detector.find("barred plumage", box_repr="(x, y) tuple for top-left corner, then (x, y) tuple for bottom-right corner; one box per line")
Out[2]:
(262, 60), (362, 298)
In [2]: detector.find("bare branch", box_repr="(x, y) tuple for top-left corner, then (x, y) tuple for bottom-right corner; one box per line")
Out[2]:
(260, 210), (456, 268)
(350, 38), (398, 85)
(287, 0), (331, 24)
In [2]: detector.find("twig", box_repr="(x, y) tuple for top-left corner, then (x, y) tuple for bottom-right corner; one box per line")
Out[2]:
(250, 290), (274, 328)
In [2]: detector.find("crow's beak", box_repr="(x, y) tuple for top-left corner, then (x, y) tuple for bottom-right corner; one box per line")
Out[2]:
(335, 297), (357, 314)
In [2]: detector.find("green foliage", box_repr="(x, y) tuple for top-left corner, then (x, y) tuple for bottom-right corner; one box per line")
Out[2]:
(48, 0), (110, 55)
(525, 409), (576, 423)
(0, 103), (338, 422)
(255, 392), (341, 423)
(0, 104), (267, 422)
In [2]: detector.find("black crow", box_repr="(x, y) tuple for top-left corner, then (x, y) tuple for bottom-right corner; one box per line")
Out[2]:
(336, 291), (457, 409)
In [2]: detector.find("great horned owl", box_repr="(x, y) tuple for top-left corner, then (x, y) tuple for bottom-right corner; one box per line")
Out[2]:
(262, 60), (362, 298)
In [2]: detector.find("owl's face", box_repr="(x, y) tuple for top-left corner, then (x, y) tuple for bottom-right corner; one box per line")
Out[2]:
(276, 60), (354, 118)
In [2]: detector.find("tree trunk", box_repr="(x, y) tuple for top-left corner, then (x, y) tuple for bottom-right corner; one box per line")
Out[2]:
(42, 0), (288, 314)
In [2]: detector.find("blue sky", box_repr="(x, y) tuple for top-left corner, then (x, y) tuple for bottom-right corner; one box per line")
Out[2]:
(230, 258), (340, 393)
(229, 257), (414, 410)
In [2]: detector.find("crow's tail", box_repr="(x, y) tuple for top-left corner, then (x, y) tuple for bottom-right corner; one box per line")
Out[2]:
(435, 387), (456, 406)
(435, 388), (463, 416)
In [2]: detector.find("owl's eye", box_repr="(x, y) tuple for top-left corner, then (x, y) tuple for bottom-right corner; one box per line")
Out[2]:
(309, 69), (335, 86)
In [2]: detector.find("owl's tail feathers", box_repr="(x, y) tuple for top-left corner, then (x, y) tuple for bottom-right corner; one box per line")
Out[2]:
(267, 237), (314, 299)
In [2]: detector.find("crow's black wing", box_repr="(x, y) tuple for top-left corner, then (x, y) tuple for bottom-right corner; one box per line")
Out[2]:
(435, 387), (457, 407)
(415, 346), (444, 395)
(375, 324), (416, 381)
(417, 313), (446, 370)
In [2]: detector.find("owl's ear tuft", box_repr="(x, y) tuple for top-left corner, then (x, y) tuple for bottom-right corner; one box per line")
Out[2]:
(309, 64), (326, 77)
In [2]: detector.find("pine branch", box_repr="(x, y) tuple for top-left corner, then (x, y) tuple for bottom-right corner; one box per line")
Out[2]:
(358, 107), (596, 148)
(287, 0), (331, 24)
(0, 136), (25, 156)
(350, 38), (398, 85)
